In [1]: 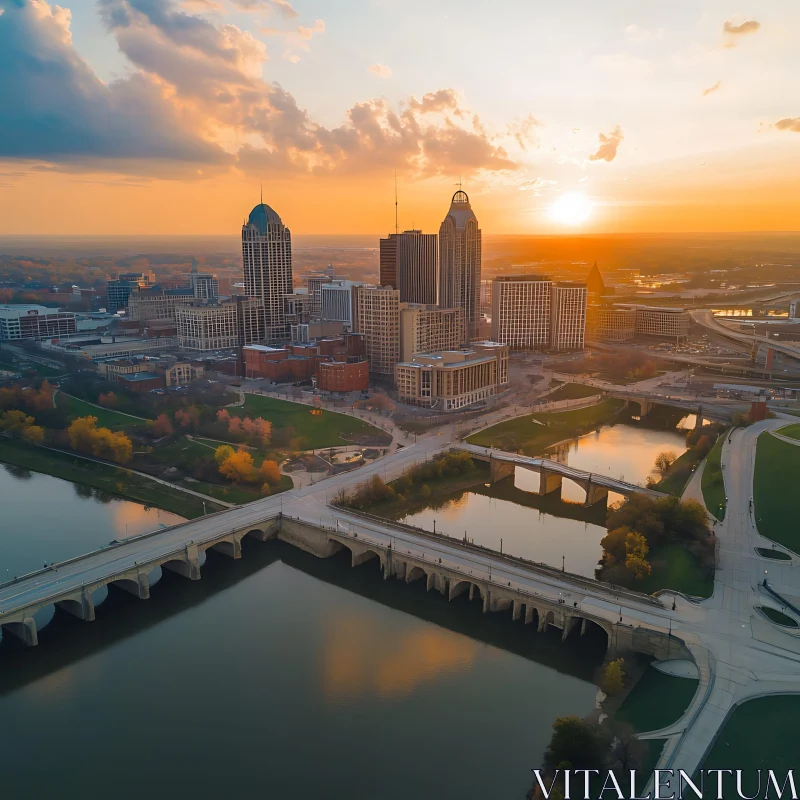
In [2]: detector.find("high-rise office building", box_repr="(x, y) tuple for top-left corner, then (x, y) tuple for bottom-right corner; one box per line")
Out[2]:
(379, 231), (438, 305)
(551, 283), (587, 351)
(491, 276), (552, 351)
(242, 201), (293, 343)
(320, 280), (363, 331)
(399, 304), (464, 362)
(353, 285), (401, 377)
(491, 276), (587, 352)
(307, 273), (333, 317)
(439, 190), (481, 341)
(176, 298), (264, 351)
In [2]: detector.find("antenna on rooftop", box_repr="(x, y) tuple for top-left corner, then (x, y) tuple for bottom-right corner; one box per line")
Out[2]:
(394, 170), (399, 235)
(260, 181), (263, 205)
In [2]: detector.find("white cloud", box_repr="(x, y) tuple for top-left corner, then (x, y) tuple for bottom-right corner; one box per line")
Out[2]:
(624, 24), (663, 43)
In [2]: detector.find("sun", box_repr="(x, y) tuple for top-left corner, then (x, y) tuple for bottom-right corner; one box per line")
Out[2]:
(551, 192), (593, 226)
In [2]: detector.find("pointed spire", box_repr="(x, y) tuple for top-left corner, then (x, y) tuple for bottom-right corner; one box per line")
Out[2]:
(260, 181), (263, 205)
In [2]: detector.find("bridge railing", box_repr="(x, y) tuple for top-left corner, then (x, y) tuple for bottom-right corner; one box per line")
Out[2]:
(328, 505), (665, 609)
(0, 506), (279, 593)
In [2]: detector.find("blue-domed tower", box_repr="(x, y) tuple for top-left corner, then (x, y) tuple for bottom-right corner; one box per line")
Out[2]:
(242, 198), (293, 343)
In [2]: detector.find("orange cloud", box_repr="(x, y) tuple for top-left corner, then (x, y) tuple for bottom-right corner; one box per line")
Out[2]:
(588, 126), (624, 163)
(367, 63), (391, 78)
(775, 118), (800, 133)
(703, 81), (721, 97)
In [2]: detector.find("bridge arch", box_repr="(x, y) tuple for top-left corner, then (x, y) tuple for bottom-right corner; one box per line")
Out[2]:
(406, 565), (426, 583)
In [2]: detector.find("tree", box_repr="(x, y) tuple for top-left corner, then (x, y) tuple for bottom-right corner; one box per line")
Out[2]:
(0, 409), (34, 434)
(218, 449), (257, 483)
(258, 459), (281, 486)
(216, 408), (231, 425)
(653, 450), (677, 477)
(98, 392), (119, 408)
(544, 716), (607, 771)
(607, 722), (646, 773)
(624, 532), (651, 579)
(214, 444), (235, 464)
(602, 659), (626, 696)
(67, 416), (132, 464)
(175, 406), (200, 429)
(22, 425), (45, 444)
(148, 413), (174, 437)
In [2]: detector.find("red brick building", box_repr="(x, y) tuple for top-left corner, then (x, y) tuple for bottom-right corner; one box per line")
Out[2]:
(244, 336), (368, 385)
(317, 359), (369, 392)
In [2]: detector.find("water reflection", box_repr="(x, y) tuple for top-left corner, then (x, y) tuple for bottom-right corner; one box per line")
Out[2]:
(401, 420), (690, 576)
(323, 612), (477, 700)
(0, 467), (184, 578)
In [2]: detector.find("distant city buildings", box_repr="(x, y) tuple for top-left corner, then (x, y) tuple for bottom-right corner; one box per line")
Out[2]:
(353, 285), (401, 377)
(106, 271), (156, 313)
(616, 304), (691, 340)
(0, 304), (77, 341)
(187, 260), (219, 301)
(395, 341), (509, 411)
(127, 288), (194, 322)
(439, 190), (481, 341)
(242, 202), (293, 343)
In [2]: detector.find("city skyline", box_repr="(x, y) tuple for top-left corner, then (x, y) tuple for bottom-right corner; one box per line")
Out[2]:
(1, 0), (799, 235)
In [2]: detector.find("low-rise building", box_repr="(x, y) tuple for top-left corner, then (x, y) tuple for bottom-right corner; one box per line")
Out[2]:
(165, 361), (205, 387)
(127, 288), (193, 322)
(395, 341), (508, 411)
(615, 304), (691, 340)
(0, 304), (77, 340)
(118, 372), (165, 393)
(586, 306), (636, 342)
(97, 358), (151, 380)
(316, 359), (369, 393)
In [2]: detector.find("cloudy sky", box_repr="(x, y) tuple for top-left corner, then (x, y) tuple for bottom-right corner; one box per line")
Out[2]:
(0, 0), (798, 234)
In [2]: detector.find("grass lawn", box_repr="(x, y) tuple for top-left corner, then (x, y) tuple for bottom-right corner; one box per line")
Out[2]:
(776, 423), (800, 440)
(0, 438), (217, 518)
(232, 394), (389, 449)
(753, 432), (800, 552)
(702, 696), (800, 780)
(466, 398), (625, 455)
(701, 433), (726, 520)
(545, 383), (603, 402)
(615, 666), (699, 732)
(57, 392), (149, 430)
(633, 543), (714, 598)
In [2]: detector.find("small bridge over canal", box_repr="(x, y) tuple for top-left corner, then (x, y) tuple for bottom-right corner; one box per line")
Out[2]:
(458, 443), (667, 507)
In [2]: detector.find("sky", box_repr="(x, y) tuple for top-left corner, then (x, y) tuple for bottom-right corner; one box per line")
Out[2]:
(1, 0), (799, 235)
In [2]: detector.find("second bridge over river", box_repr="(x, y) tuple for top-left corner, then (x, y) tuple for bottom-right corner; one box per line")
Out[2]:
(458, 443), (666, 507)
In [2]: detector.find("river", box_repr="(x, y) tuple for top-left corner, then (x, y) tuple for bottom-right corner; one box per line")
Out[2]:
(0, 464), (606, 799)
(400, 419), (692, 578)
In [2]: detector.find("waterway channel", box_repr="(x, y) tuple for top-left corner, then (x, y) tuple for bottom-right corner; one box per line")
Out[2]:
(399, 418), (693, 578)
(0, 463), (608, 799)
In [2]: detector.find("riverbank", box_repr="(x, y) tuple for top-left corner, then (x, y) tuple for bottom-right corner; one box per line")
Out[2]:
(701, 434), (726, 520)
(465, 399), (626, 455)
(0, 438), (217, 518)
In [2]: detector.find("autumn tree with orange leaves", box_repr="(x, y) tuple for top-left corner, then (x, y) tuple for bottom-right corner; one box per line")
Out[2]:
(67, 416), (132, 464)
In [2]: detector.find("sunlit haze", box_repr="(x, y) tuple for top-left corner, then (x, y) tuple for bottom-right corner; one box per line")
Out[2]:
(1, 0), (799, 234)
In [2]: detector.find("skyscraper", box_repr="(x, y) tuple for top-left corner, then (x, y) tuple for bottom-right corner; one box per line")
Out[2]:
(379, 230), (438, 304)
(439, 190), (481, 341)
(353, 285), (401, 377)
(551, 283), (588, 351)
(242, 201), (293, 343)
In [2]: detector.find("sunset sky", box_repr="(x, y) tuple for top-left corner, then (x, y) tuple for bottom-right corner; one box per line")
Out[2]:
(1, 0), (799, 235)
